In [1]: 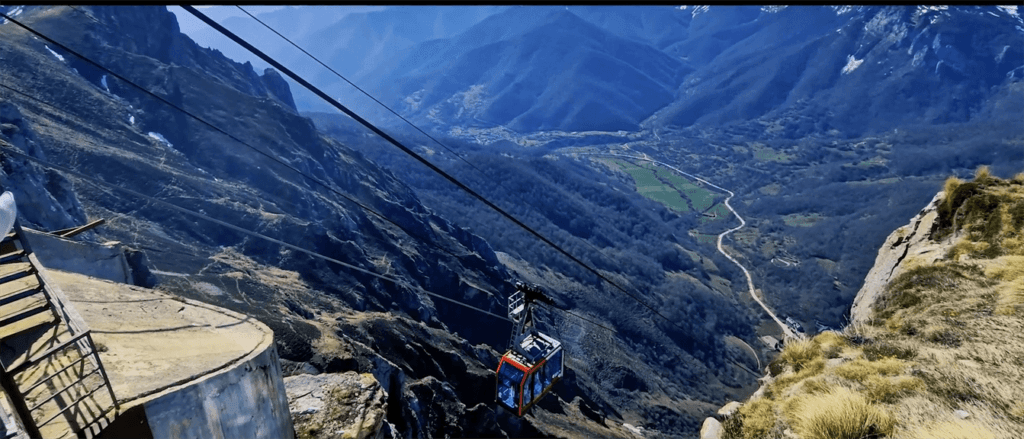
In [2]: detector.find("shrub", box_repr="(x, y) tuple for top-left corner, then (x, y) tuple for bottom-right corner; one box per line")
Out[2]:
(943, 176), (963, 197)
(937, 181), (981, 234)
(974, 165), (992, 183)
(778, 339), (821, 372)
(725, 398), (777, 439)
(789, 387), (895, 439)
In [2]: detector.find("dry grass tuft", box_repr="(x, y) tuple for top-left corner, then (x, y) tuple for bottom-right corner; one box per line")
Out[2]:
(725, 397), (777, 439)
(944, 176), (964, 198)
(1013, 172), (1024, 184)
(864, 375), (924, 404)
(984, 256), (1024, 315)
(777, 339), (821, 372)
(834, 357), (908, 383)
(974, 165), (992, 182)
(1012, 402), (1024, 422)
(907, 420), (996, 439)
(789, 387), (895, 439)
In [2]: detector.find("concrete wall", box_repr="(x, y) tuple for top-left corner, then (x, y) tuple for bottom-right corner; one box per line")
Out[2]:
(22, 228), (132, 284)
(142, 342), (295, 439)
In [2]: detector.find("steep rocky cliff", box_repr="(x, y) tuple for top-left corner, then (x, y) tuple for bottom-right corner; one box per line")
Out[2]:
(710, 169), (1024, 438)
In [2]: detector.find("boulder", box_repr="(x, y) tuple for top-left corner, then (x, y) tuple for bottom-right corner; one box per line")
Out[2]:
(717, 401), (742, 419)
(285, 372), (388, 439)
(700, 417), (723, 439)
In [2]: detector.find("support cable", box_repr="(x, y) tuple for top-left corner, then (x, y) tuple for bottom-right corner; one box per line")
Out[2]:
(182, 6), (686, 335)
(0, 10), (499, 297)
(0, 143), (512, 322)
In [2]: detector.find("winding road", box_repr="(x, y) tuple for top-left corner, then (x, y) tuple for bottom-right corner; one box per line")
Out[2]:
(575, 152), (801, 342)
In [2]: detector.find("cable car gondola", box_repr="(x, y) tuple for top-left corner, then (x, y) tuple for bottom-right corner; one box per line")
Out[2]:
(496, 282), (564, 416)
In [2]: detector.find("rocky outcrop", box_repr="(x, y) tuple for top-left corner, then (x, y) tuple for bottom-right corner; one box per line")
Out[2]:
(285, 372), (388, 439)
(0, 103), (88, 232)
(850, 191), (946, 325)
(262, 68), (297, 112)
(699, 417), (723, 439)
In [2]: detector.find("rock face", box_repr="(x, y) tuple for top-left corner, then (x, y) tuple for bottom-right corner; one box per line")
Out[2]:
(0, 103), (88, 232)
(699, 417), (723, 439)
(285, 373), (388, 439)
(850, 191), (947, 324)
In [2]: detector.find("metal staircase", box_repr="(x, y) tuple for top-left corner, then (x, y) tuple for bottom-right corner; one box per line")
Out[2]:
(0, 222), (118, 439)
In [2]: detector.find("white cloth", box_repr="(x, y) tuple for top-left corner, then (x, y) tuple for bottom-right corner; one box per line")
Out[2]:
(0, 191), (16, 238)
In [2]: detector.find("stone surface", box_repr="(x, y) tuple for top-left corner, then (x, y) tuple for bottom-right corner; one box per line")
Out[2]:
(142, 343), (294, 439)
(700, 417), (723, 439)
(717, 401), (742, 419)
(954, 409), (970, 420)
(850, 192), (945, 325)
(285, 372), (387, 439)
(53, 269), (272, 405)
(25, 228), (132, 284)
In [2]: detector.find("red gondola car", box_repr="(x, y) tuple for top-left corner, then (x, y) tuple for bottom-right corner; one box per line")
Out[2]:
(496, 282), (564, 416)
(496, 331), (563, 416)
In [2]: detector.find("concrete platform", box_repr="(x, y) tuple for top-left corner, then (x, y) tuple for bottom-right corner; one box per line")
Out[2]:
(47, 269), (271, 406)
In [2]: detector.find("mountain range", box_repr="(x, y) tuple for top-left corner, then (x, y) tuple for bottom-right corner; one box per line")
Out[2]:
(2, 4), (1022, 438)
(178, 5), (1023, 136)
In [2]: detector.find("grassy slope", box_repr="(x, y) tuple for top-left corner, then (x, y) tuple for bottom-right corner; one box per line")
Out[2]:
(724, 169), (1024, 439)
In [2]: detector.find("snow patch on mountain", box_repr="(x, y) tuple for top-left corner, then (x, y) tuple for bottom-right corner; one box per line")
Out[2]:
(44, 45), (65, 62)
(841, 55), (864, 74)
(147, 132), (173, 147)
(0, 5), (23, 24)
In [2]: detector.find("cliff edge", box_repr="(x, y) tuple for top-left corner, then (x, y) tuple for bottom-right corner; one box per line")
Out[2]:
(708, 168), (1024, 439)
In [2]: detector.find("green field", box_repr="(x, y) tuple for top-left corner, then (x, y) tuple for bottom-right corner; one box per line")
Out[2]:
(613, 160), (691, 212)
(653, 167), (718, 212)
(610, 159), (724, 217)
(700, 202), (733, 224)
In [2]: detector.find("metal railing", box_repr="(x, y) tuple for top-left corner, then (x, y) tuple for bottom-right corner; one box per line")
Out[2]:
(7, 331), (118, 436)
(1, 223), (118, 438)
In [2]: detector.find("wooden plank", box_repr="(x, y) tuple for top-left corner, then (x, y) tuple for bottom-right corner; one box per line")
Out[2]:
(0, 263), (33, 285)
(0, 296), (48, 324)
(0, 250), (26, 264)
(0, 277), (42, 304)
(51, 219), (106, 239)
(25, 254), (88, 335)
(0, 312), (54, 341)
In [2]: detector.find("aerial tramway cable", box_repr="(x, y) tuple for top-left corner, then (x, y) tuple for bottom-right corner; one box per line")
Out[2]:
(0, 143), (512, 322)
(2, 11), (754, 406)
(233, 6), (637, 334)
(181, 6), (693, 336)
(0, 10), (622, 335)
(0, 10), (491, 278)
